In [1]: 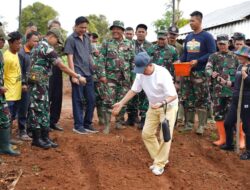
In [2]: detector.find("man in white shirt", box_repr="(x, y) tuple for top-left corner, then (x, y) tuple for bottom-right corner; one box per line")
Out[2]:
(112, 52), (178, 176)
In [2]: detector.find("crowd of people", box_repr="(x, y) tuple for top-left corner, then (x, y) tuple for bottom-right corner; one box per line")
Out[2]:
(0, 10), (250, 176)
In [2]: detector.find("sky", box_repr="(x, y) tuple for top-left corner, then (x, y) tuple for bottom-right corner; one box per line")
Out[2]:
(0, 0), (249, 41)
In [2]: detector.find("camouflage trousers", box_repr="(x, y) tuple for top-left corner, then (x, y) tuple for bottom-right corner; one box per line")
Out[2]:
(27, 83), (50, 130)
(0, 98), (11, 129)
(181, 70), (209, 111)
(213, 96), (232, 121)
(102, 79), (130, 122)
(94, 81), (104, 108)
(126, 91), (148, 119)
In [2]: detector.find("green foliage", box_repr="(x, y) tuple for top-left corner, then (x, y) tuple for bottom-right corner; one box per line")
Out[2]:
(153, 0), (189, 33)
(20, 2), (58, 35)
(87, 14), (110, 43)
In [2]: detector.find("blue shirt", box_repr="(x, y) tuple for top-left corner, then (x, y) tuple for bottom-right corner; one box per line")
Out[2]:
(64, 32), (92, 76)
(181, 30), (216, 71)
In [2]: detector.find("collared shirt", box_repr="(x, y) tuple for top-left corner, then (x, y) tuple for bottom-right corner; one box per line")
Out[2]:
(131, 64), (178, 106)
(64, 32), (92, 76)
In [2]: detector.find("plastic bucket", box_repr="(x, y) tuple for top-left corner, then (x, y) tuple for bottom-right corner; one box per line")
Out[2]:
(173, 62), (192, 76)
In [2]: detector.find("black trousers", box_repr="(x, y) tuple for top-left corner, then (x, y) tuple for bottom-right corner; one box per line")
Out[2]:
(49, 66), (63, 125)
(224, 96), (250, 150)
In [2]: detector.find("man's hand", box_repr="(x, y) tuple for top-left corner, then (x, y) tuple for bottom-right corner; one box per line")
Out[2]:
(22, 85), (28, 92)
(0, 87), (8, 94)
(212, 71), (219, 79)
(79, 76), (87, 85)
(151, 102), (163, 109)
(190, 60), (198, 68)
(72, 77), (80, 85)
(112, 102), (123, 116)
(99, 77), (107, 83)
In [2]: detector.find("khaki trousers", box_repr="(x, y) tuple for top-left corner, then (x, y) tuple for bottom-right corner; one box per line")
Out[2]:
(142, 105), (178, 168)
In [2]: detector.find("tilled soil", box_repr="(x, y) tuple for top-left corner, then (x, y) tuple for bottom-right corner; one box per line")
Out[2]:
(1, 81), (250, 190)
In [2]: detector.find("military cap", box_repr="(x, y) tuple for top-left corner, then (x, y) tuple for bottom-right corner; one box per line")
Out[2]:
(234, 46), (250, 59)
(157, 30), (167, 39)
(0, 26), (10, 40)
(109, 20), (125, 31)
(49, 28), (63, 44)
(168, 26), (179, 35)
(217, 34), (229, 44)
(232, 32), (245, 40)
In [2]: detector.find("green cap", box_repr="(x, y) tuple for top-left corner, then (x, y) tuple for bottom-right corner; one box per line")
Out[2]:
(217, 34), (229, 44)
(157, 30), (167, 39)
(49, 28), (63, 44)
(0, 26), (10, 40)
(109, 20), (125, 31)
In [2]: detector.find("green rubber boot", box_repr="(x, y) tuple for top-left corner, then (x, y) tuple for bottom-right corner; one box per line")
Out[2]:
(103, 111), (111, 134)
(179, 111), (195, 132)
(196, 109), (207, 135)
(97, 106), (105, 125)
(0, 127), (20, 156)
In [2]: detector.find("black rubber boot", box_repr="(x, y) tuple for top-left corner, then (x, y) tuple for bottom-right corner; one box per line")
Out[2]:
(0, 127), (20, 156)
(124, 113), (136, 126)
(220, 144), (234, 151)
(41, 128), (58, 148)
(31, 129), (51, 149)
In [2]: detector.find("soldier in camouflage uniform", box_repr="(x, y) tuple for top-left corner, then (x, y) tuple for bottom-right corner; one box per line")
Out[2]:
(96, 20), (135, 134)
(147, 30), (179, 78)
(125, 24), (152, 128)
(206, 34), (241, 146)
(0, 26), (20, 156)
(28, 28), (86, 149)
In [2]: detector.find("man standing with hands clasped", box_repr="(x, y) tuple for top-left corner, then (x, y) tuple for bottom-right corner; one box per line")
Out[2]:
(112, 52), (178, 176)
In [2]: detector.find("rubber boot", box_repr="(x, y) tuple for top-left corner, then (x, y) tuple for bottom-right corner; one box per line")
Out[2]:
(115, 113), (126, 130)
(177, 104), (184, 124)
(31, 129), (51, 149)
(103, 111), (111, 134)
(179, 111), (195, 132)
(0, 127), (20, 156)
(240, 135), (250, 160)
(124, 113), (136, 126)
(41, 128), (58, 148)
(96, 106), (105, 125)
(196, 109), (207, 135)
(240, 123), (246, 149)
(213, 121), (226, 146)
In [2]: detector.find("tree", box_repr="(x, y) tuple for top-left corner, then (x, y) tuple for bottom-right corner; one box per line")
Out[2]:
(20, 2), (58, 35)
(153, 0), (189, 32)
(87, 14), (110, 43)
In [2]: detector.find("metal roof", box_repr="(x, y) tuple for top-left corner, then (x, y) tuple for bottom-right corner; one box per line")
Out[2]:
(179, 1), (250, 34)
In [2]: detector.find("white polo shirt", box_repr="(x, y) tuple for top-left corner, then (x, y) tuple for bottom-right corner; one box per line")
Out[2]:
(131, 64), (178, 106)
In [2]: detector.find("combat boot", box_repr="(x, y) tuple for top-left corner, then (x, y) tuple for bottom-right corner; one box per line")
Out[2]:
(97, 106), (105, 125)
(115, 114), (126, 130)
(41, 128), (58, 148)
(196, 109), (207, 135)
(179, 111), (195, 132)
(124, 113), (136, 126)
(0, 127), (20, 156)
(103, 111), (111, 134)
(31, 129), (51, 149)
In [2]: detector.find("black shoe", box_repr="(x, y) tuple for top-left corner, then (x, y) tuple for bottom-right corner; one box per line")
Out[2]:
(50, 123), (64, 131)
(220, 144), (234, 151)
(240, 151), (250, 160)
(85, 125), (99, 133)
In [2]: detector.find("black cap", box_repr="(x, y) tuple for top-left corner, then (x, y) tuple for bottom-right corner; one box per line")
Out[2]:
(168, 26), (179, 35)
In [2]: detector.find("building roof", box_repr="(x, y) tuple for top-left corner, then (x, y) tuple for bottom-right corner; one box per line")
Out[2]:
(179, 1), (250, 35)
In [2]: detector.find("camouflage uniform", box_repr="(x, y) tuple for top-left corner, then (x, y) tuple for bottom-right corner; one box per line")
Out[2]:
(96, 38), (135, 127)
(147, 44), (179, 78)
(0, 52), (11, 129)
(27, 39), (59, 130)
(206, 51), (239, 121)
(126, 39), (152, 122)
